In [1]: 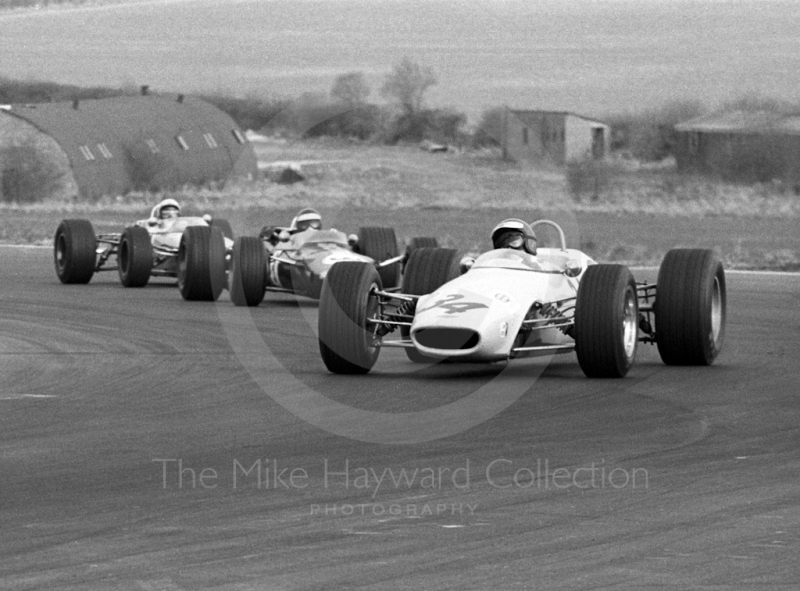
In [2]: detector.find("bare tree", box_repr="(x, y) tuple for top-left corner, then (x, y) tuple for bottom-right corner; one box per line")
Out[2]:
(331, 72), (370, 106)
(380, 57), (437, 116)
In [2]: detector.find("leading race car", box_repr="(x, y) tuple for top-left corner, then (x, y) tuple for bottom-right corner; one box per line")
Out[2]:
(317, 219), (726, 377)
(53, 200), (235, 301)
(228, 224), (436, 306)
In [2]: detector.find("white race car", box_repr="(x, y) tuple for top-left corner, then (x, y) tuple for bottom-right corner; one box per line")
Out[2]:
(54, 215), (234, 301)
(317, 220), (726, 377)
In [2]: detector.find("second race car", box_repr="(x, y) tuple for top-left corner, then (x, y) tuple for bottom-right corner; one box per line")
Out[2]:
(228, 209), (436, 306)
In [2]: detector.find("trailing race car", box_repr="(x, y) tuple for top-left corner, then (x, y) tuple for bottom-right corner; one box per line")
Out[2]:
(228, 223), (436, 306)
(53, 200), (235, 301)
(317, 219), (726, 377)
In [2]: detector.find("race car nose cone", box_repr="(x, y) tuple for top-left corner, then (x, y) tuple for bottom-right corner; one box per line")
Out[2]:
(414, 328), (480, 351)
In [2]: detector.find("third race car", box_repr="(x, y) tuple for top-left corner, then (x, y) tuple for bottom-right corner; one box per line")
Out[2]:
(54, 199), (234, 301)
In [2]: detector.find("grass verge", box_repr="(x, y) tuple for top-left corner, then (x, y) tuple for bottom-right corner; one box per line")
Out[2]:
(2, 139), (798, 271)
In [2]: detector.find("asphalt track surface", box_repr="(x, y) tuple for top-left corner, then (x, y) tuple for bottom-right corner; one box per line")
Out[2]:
(2, 246), (799, 590)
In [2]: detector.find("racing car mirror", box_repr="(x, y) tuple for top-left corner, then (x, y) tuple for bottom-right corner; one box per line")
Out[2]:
(459, 255), (475, 274)
(564, 259), (582, 277)
(278, 230), (291, 242)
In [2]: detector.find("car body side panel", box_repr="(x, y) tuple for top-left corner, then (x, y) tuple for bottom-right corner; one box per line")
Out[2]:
(148, 217), (210, 251)
(267, 229), (374, 293)
(410, 250), (580, 361)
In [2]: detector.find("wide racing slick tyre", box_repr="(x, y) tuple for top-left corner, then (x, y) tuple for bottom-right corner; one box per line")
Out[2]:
(178, 225), (227, 301)
(53, 219), (96, 284)
(406, 236), (438, 253)
(230, 236), (266, 307)
(404, 236), (438, 270)
(319, 262), (383, 374)
(357, 226), (400, 289)
(655, 248), (726, 366)
(401, 247), (460, 363)
(118, 226), (152, 288)
(574, 264), (639, 378)
(210, 218), (234, 241)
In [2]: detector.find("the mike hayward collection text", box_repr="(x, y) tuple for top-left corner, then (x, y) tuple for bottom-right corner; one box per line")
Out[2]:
(153, 458), (649, 493)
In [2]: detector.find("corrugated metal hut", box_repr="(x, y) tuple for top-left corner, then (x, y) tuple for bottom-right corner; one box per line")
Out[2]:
(674, 111), (800, 184)
(1, 92), (257, 199)
(501, 109), (609, 166)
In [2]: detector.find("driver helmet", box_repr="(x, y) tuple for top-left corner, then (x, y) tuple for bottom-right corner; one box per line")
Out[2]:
(490, 218), (537, 254)
(290, 207), (322, 232)
(151, 198), (181, 220)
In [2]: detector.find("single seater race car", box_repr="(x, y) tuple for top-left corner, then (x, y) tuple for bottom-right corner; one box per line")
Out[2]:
(53, 214), (234, 301)
(317, 219), (726, 377)
(228, 225), (436, 306)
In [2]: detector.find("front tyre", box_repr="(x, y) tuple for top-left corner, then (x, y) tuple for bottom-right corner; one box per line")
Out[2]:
(574, 264), (639, 378)
(53, 219), (96, 284)
(319, 262), (383, 374)
(230, 236), (266, 307)
(118, 226), (152, 287)
(401, 247), (459, 363)
(655, 249), (726, 365)
(178, 226), (227, 301)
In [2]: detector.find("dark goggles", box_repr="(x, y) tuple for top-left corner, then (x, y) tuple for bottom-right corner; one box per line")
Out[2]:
(298, 219), (321, 230)
(496, 233), (525, 249)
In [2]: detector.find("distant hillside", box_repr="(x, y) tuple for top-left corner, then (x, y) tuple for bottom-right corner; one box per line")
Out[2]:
(0, 0), (139, 10)
(2, 0), (798, 122)
(0, 76), (125, 103)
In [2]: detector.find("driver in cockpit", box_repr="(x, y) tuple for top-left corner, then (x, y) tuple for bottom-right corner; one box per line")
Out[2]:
(136, 198), (182, 231)
(259, 207), (323, 249)
(490, 218), (538, 255)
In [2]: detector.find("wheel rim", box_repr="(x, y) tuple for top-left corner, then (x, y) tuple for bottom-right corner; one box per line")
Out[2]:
(710, 276), (722, 344)
(365, 284), (381, 351)
(119, 240), (129, 275)
(622, 288), (637, 359)
(177, 244), (188, 287)
(55, 234), (67, 270)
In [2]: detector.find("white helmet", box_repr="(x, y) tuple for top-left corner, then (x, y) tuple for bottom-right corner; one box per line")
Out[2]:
(151, 198), (181, 220)
(290, 207), (322, 232)
(490, 218), (537, 254)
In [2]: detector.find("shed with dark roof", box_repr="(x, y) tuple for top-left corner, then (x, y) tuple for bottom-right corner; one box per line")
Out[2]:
(673, 111), (800, 184)
(2, 94), (257, 199)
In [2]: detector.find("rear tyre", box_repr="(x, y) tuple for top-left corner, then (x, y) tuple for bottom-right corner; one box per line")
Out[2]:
(319, 262), (383, 374)
(404, 236), (438, 271)
(118, 226), (152, 287)
(210, 218), (234, 241)
(574, 264), (638, 378)
(53, 219), (96, 284)
(178, 226), (227, 301)
(401, 247), (459, 363)
(406, 236), (438, 254)
(230, 236), (266, 307)
(655, 249), (726, 365)
(357, 226), (400, 289)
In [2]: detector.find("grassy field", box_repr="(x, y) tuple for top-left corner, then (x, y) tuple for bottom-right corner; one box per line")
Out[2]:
(2, 138), (799, 271)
